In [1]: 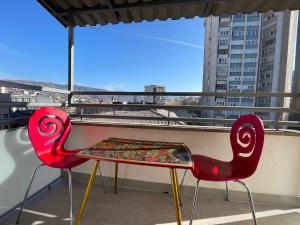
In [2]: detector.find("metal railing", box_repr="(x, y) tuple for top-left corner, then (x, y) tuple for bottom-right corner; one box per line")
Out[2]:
(70, 91), (300, 128)
(0, 80), (299, 129)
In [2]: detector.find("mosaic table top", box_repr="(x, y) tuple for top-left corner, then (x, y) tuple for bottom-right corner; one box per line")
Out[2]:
(77, 138), (193, 168)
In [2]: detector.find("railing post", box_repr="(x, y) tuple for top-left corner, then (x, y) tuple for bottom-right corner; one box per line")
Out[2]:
(276, 112), (283, 131)
(294, 14), (300, 114)
(294, 13), (300, 194)
(67, 14), (74, 105)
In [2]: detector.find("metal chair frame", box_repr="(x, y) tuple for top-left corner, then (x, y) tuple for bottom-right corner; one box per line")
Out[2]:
(15, 107), (106, 225)
(187, 114), (264, 225)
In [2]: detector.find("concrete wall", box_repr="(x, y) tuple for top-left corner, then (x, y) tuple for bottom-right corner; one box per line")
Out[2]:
(67, 124), (300, 197)
(0, 128), (61, 217)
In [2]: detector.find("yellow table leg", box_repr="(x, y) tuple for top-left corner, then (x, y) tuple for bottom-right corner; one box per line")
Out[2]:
(114, 162), (118, 194)
(170, 168), (182, 225)
(75, 160), (100, 225)
(174, 169), (182, 207)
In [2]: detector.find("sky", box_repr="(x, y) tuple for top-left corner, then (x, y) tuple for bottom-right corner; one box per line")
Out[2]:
(0, 1), (205, 92)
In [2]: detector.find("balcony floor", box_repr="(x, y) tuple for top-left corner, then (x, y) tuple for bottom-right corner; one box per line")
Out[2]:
(1, 178), (300, 225)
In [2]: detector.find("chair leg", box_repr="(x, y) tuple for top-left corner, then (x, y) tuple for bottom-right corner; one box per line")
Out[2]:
(75, 161), (100, 225)
(67, 169), (73, 225)
(15, 163), (46, 224)
(98, 168), (106, 194)
(170, 168), (182, 225)
(189, 180), (200, 225)
(225, 181), (229, 201)
(174, 169), (182, 207)
(114, 162), (118, 194)
(169, 169), (186, 203)
(180, 169), (188, 191)
(234, 180), (258, 225)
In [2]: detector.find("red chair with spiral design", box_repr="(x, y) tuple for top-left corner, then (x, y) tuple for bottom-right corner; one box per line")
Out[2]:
(16, 107), (106, 224)
(189, 114), (264, 225)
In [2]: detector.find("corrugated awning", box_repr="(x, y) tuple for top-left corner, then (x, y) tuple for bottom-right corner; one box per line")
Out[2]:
(38, 0), (299, 27)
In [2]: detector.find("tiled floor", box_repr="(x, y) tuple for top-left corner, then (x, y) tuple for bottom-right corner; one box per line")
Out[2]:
(1, 179), (300, 225)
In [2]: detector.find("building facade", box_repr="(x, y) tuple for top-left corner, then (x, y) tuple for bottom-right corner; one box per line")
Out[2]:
(144, 85), (166, 104)
(257, 11), (298, 120)
(202, 11), (298, 120)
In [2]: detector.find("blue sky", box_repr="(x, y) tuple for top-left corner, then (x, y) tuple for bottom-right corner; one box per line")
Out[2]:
(0, 1), (205, 92)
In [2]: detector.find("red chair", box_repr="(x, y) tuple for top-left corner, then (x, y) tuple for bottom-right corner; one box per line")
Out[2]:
(189, 114), (264, 225)
(16, 107), (105, 224)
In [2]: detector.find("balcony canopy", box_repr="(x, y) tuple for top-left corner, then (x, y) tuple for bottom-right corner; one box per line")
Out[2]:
(38, 0), (300, 27)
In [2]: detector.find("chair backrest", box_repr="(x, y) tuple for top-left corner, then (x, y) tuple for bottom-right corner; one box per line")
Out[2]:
(28, 107), (71, 161)
(230, 114), (264, 177)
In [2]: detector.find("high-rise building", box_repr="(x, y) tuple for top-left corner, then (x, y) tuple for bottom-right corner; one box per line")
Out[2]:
(202, 11), (298, 120)
(144, 85), (166, 104)
(257, 11), (298, 121)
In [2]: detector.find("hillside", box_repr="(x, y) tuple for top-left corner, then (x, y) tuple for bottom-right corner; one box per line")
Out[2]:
(6, 79), (107, 92)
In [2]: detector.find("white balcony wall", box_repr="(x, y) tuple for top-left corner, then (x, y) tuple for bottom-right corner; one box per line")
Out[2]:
(245, 49), (259, 54)
(231, 40), (244, 46)
(230, 49), (245, 54)
(0, 127), (61, 217)
(67, 124), (300, 197)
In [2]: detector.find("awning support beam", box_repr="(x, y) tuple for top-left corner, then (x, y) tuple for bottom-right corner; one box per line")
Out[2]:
(295, 14), (300, 111)
(67, 14), (74, 104)
(106, 0), (119, 22)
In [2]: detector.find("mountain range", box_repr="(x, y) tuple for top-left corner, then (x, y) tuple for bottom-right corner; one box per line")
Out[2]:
(6, 79), (107, 92)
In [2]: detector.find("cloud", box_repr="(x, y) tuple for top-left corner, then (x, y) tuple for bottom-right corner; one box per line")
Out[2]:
(108, 29), (204, 49)
(104, 83), (126, 91)
(0, 42), (22, 56)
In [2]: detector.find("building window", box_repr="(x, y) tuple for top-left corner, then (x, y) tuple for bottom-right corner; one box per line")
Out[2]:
(219, 40), (229, 46)
(230, 72), (242, 76)
(220, 31), (229, 36)
(230, 66), (242, 72)
(231, 45), (243, 49)
(244, 54), (257, 63)
(243, 72), (255, 77)
(230, 54), (243, 63)
(218, 58), (227, 63)
(217, 67), (228, 73)
(247, 12), (260, 22)
(233, 13), (245, 22)
(245, 40), (258, 49)
(218, 50), (227, 55)
(244, 66), (256, 72)
(231, 54), (243, 58)
(246, 28), (259, 38)
(232, 30), (244, 37)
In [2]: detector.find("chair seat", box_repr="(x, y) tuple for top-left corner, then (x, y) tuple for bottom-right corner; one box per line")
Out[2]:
(192, 155), (247, 181)
(39, 151), (88, 169)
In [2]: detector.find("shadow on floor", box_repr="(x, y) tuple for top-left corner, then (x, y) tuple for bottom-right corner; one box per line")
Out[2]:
(1, 178), (300, 225)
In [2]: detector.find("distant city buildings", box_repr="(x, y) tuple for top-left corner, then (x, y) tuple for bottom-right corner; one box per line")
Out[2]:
(202, 11), (298, 121)
(0, 87), (53, 129)
(0, 94), (12, 130)
(144, 85), (166, 104)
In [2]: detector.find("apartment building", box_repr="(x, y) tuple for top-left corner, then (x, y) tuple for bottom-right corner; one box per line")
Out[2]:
(144, 85), (166, 104)
(257, 11), (298, 120)
(202, 11), (298, 120)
